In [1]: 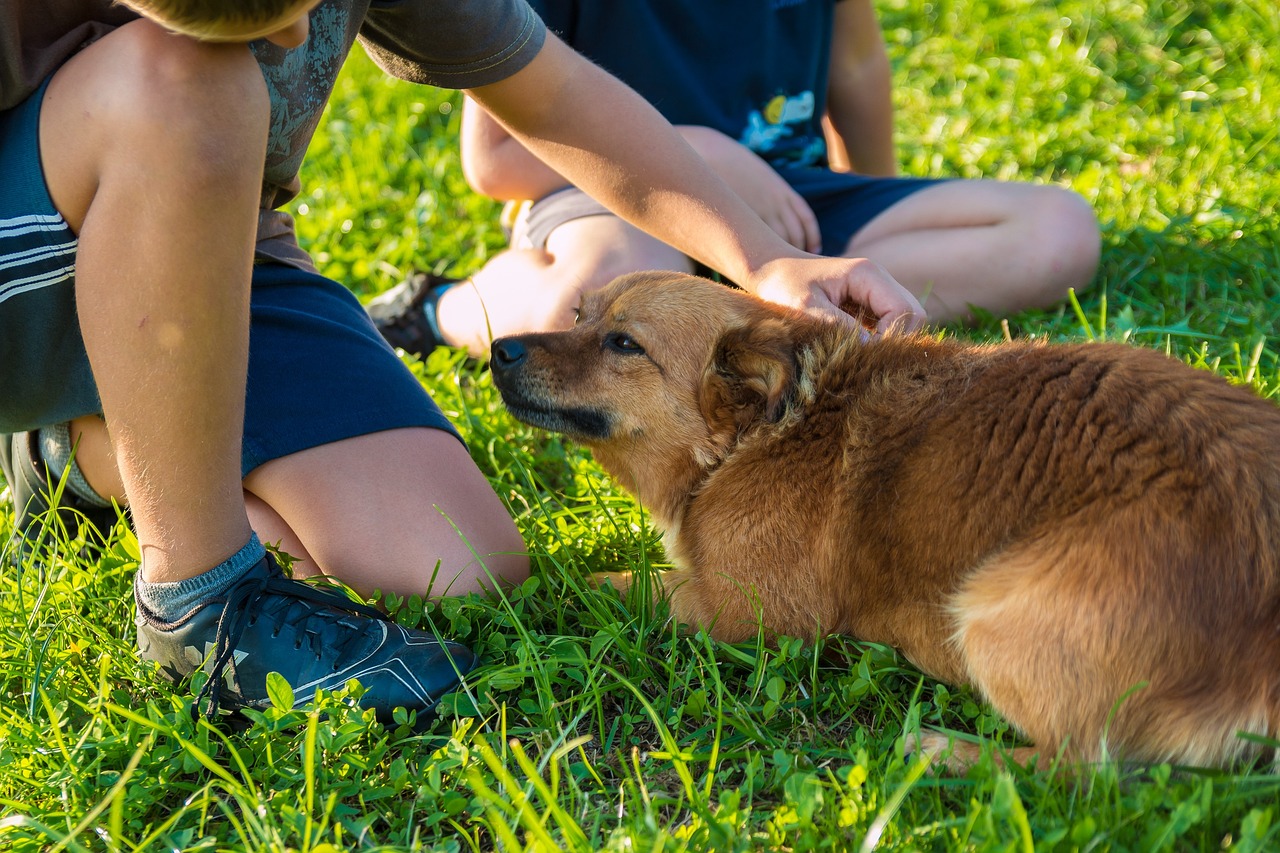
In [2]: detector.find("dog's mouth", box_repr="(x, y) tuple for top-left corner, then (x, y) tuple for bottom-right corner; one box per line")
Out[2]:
(490, 353), (614, 440)
(500, 398), (613, 441)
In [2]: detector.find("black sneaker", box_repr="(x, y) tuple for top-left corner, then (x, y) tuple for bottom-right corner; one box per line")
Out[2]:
(135, 554), (477, 724)
(0, 430), (118, 557)
(365, 271), (460, 359)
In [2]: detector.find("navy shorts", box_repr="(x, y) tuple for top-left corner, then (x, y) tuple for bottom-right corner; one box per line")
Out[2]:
(510, 165), (944, 257)
(0, 79), (459, 477)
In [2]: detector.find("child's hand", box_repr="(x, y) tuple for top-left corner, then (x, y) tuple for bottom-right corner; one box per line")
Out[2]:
(747, 255), (925, 335)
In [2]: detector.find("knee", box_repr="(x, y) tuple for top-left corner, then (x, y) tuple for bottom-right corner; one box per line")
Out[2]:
(540, 246), (642, 297)
(474, 521), (531, 590)
(1027, 187), (1102, 296)
(438, 543), (529, 599)
(545, 221), (693, 295)
(588, 239), (694, 288)
(86, 20), (270, 178)
(482, 548), (532, 591)
(431, 507), (530, 596)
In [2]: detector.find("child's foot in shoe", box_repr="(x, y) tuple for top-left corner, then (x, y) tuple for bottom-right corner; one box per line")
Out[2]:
(366, 271), (461, 359)
(135, 553), (476, 723)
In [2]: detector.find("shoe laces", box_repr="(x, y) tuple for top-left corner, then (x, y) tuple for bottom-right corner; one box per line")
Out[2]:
(195, 559), (387, 721)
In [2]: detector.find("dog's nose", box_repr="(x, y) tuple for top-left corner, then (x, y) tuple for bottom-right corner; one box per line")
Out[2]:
(490, 338), (528, 370)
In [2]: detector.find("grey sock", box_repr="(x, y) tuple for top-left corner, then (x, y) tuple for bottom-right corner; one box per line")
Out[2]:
(37, 423), (111, 509)
(135, 534), (267, 622)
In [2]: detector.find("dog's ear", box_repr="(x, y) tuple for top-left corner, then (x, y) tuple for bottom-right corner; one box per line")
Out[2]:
(700, 318), (797, 440)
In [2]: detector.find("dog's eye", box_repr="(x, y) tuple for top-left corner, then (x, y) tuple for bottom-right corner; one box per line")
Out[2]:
(605, 332), (644, 354)
(572, 306), (581, 325)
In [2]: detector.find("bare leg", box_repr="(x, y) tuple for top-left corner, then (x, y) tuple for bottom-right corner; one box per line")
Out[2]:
(244, 490), (315, 569)
(848, 181), (1101, 323)
(67, 415), (122, 500)
(41, 21), (266, 582)
(242, 428), (529, 600)
(50, 25), (523, 601)
(72, 419), (526, 600)
(438, 216), (693, 356)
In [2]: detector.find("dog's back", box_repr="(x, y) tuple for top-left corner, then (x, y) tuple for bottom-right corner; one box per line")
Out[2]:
(492, 271), (1280, 768)
(698, 328), (1280, 765)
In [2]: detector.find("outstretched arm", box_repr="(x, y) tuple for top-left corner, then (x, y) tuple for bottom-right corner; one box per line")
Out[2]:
(824, 0), (897, 176)
(462, 99), (820, 253)
(465, 33), (923, 332)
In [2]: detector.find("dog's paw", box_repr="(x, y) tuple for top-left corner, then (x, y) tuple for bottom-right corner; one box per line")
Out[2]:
(902, 730), (984, 774)
(589, 571), (634, 597)
(904, 730), (1050, 774)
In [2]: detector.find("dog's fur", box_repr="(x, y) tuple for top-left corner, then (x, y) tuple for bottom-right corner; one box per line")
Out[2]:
(490, 271), (1280, 769)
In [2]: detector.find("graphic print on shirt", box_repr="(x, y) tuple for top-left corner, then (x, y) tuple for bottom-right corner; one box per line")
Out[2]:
(739, 89), (826, 166)
(250, 0), (361, 188)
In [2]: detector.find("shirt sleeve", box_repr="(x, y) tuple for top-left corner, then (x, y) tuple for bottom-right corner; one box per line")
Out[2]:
(358, 0), (547, 90)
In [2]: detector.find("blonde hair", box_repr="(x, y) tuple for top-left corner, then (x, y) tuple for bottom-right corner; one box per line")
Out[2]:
(117, 0), (312, 41)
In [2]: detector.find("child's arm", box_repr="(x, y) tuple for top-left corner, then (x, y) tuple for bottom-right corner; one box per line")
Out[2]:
(460, 96), (569, 202)
(678, 126), (821, 254)
(824, 0), (897, 176)
(465, 31), (922, 332)
(462, 100), (821, 253)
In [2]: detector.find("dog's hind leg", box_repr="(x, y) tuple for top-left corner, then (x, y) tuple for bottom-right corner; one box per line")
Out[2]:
(591, 570), (637, 597)
(591, 568), (704, 624)
(948, 520), (1278, 770)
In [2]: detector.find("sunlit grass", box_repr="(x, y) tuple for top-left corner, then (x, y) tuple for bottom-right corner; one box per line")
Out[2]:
(3, 1), (1279, 849)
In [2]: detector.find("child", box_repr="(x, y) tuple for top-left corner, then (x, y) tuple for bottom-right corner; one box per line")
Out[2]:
(0, 0), (921, 721)
(370, 0), (1101, 357)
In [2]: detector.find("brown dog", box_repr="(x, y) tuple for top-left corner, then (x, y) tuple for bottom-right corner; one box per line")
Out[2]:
(490, 270), (1280, 770)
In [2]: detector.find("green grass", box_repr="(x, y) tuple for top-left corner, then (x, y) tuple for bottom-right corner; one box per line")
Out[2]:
(3, 0), (1280, 849)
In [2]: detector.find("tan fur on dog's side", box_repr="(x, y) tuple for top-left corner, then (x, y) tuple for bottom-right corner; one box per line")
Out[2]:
(490, 271), (1280, 770)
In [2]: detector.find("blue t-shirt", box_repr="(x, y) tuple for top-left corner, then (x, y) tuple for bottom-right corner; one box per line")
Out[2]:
(531, 0), (836, 167)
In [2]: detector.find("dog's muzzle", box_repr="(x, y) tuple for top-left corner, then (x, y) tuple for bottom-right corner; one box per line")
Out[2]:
(490, 337), (612, 440)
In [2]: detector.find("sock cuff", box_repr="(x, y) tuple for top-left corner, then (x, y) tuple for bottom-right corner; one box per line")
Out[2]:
(135, 533), (267, 621)
(37, 423), (111, 509)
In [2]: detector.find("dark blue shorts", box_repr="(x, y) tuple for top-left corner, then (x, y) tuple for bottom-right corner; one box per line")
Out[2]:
(773, 165), (944, 256)
(511, 165), (944, 257)
(0, 79), (458, 477)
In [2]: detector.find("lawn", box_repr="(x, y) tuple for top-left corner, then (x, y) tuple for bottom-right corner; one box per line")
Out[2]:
(3, 0), (1279, 849)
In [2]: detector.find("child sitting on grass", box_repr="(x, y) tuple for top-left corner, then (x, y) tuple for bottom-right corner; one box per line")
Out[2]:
(370, 0), (1100, 358)
(0, 0), (921, 722)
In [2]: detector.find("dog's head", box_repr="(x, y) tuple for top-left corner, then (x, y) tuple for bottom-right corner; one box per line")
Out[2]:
(490, 271), (818, 519)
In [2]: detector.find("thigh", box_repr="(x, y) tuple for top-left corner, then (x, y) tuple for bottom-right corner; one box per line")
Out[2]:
(848, 179), (1034, 249)
(244, 427), (528, 600)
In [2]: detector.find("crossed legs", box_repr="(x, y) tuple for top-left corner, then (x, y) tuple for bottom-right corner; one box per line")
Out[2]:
(434, 178), (1101, 355)
(847, 180), (1101, 322)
